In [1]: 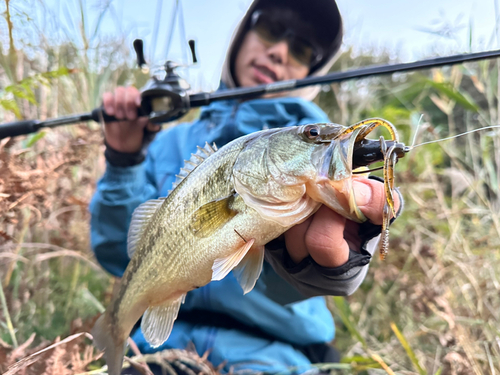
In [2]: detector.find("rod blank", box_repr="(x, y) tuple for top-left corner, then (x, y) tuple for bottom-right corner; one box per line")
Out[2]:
(2, 48), (500, 140)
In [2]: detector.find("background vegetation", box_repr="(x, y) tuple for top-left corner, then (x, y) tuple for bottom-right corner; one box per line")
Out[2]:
(1, 0), (499, 374)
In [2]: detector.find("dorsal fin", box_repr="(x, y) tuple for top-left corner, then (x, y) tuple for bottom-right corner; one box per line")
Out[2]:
(127, 198), (166, 259)
(169, 142), (218, 193)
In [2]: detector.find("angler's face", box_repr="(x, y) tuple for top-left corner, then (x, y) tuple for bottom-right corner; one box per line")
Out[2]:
(234, 31), (310, 92)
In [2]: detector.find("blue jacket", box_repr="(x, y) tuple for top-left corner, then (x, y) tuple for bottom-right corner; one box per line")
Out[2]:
(90, 96), (371, 373)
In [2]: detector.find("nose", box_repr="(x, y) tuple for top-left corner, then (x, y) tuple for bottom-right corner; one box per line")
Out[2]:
(267, 40), (289, 65)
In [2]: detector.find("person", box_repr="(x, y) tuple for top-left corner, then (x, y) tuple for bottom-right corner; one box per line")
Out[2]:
(90, 0), (402, 373)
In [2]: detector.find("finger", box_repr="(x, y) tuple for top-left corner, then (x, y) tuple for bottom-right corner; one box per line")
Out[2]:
(125, 86), (140, 120)
(102, 92), (115, 116)
(145, 121), (162, 132)
(142, 119), (158, 131)
(114, 86), (126, 120)
(284, 217), (312, 264)
(343, 220), (362, 251)
(303, 205), (349, 267)
(353, 178), (401, 225)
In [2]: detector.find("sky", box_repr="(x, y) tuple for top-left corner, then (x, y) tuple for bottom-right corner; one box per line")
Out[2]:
(10, 0), (500, 92)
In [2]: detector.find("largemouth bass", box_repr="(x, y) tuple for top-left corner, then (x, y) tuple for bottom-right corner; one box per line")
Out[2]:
(92, 120), (402, 375)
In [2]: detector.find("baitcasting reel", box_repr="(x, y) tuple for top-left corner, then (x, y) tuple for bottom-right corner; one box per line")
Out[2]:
(127, 39), (195, 124)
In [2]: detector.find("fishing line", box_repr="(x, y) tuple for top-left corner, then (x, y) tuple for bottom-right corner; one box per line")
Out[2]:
(410, 114), (425, 149)
(410, 124), (500, 150)
(353, 124), (500, 175)
(164, 0), (180, 59)
(150, 0), (164, 64)
(178, 0), (188, 64)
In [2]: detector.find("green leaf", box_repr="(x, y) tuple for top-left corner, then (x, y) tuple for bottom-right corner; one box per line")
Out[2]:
(311, 363), (352, 370)
(26, 131), (46, 147)
(5, 85), (37, 104)
(41, 66), (71, 80)
(332, 296), (366, 347)
(0, 99), (21, 118)
(386, 79), (429, 107)
(390, 322), (427, 375)
(21, 82), (35, 94)
(375, 105), (412, 125)
(341, 355), (380, 365)
(425, 79), (479, 112)
(2, 68), (73, 106)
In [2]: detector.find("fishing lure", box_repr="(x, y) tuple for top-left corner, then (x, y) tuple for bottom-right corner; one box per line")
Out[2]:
(350, 118), (500, 260)
(338, 118), (408, 260)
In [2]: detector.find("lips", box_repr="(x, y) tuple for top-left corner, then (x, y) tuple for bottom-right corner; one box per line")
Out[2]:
(252, 63), (278, 84)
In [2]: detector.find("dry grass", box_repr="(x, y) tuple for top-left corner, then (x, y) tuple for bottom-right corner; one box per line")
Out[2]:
(0, 332), (221, 375)
(1, 2), (500, 374)
(323, 56), (500, 374)
(329, 151), (500, 374)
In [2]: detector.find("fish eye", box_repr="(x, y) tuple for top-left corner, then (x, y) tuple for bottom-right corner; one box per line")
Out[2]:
(302, 125), (321, 141)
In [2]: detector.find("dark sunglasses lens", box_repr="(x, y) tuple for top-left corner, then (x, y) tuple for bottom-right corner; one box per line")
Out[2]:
(253, 14), (286, 43)
(251, 12), (320, 66)
(289, 39), (314, 65)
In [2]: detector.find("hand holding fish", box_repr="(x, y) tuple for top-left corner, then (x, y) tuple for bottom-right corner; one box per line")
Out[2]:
(284, 178), (401, 267)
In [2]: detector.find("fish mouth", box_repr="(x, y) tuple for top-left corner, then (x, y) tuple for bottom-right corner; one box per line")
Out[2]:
(317, 129), (359, 181)
(309, 128), (367, 222)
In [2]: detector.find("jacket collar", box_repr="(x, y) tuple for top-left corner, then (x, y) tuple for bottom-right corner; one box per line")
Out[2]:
(199, 82), (307, 132)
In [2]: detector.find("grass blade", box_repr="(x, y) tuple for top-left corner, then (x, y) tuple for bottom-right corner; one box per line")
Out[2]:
(332, 296), (366, 347)
(369, 353), (396, 375)
(26, 131), (46, 147)
(0, 279), (18, 347)
(425, 79), (479, 112)
(390, 321), (426, 375)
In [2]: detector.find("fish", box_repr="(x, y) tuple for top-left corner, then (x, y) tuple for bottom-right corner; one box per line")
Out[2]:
(91, 120), (399, 375)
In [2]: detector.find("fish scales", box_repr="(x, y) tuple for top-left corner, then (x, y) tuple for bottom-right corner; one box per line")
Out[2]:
(125, 141), (246, 290)
(92, 124), (384, 375)
(97, 137), (258, 358)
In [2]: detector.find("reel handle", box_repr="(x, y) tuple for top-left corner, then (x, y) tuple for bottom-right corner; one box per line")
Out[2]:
(134, 39), (147, 68)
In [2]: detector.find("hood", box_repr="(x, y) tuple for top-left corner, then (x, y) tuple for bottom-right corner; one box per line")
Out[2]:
(221, 0), (343, 101)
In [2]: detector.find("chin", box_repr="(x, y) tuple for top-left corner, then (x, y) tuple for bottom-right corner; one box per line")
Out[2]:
(239, 76), (259, 88)
(262, 92), (288, 99)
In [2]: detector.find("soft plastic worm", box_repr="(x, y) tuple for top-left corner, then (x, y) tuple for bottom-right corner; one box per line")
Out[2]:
(342, 118), (400, 260)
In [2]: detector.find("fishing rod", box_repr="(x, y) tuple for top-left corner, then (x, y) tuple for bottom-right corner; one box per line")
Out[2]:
(1, 39), (500, 140)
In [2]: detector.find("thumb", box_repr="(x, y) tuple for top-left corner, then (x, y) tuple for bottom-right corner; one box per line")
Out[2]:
(353, 179), (400, 225)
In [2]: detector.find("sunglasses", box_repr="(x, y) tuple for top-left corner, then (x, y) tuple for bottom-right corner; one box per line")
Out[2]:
(250, 10), (323, 67)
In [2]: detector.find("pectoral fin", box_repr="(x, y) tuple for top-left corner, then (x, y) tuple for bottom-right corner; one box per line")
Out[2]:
(212, 238), (255, 281)
(233, 245), (265, 294)
(190, 194), (238, 237)
(141, 293), (186, 348)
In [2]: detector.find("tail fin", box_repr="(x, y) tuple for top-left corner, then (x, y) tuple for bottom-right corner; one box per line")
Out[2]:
(92, 314), (126, 375)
